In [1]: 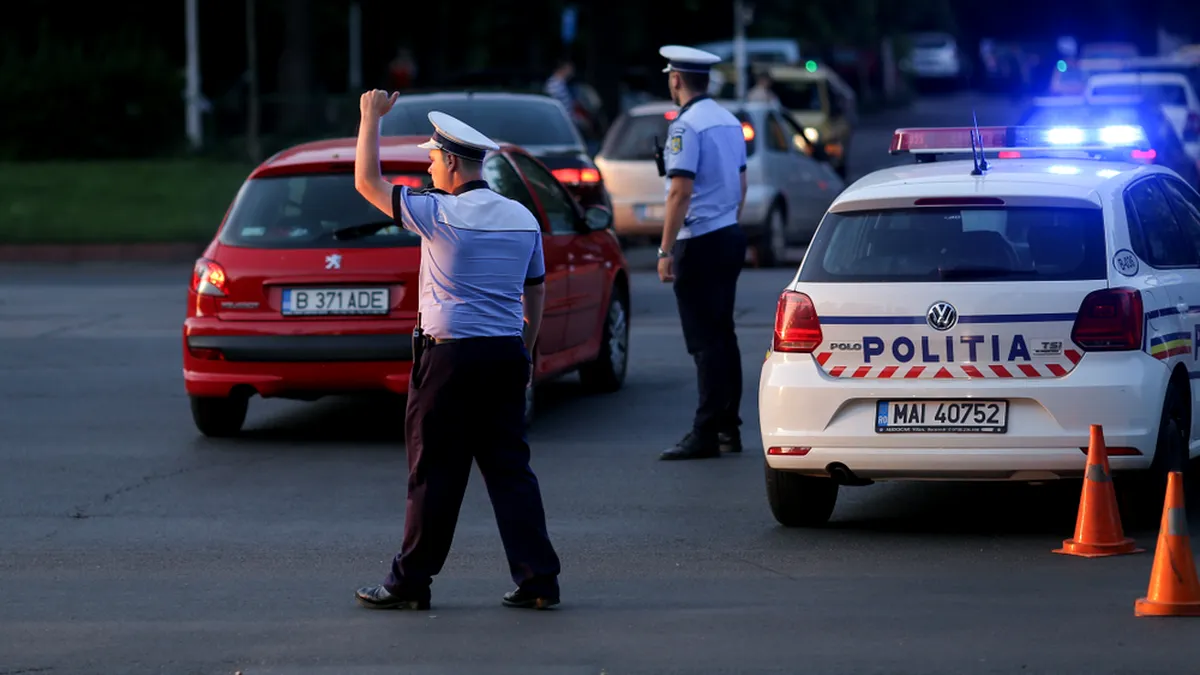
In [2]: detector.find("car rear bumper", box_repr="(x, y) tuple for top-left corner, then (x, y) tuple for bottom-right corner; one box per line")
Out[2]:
(183, 319), (413, 398)
(758, 350), (1171, 480)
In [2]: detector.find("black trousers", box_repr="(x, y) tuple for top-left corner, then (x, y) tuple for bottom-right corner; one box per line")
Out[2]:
(385, 336), (561, 598)
(672, 224), (747, 436)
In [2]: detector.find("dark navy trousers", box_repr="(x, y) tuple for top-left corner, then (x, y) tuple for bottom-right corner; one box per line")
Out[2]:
(672, 224), (747, 436)
(386, 336), (561, 598)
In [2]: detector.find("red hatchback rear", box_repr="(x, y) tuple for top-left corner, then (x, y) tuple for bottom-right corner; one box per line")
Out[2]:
(184, 135), (630, 437)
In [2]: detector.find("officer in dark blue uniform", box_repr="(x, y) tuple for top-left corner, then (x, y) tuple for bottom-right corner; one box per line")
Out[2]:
(351, 90), (561, 610)
(654, 45), (750, 461)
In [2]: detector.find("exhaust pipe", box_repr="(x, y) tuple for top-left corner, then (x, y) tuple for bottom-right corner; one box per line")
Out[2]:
(826, 462), (873, 486)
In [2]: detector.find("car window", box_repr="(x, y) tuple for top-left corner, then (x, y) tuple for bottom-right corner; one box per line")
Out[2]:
(799, 207), (1107, 283)
(1125, 178), (1197, 267)
(772, 79), (823, 111)
(510, 154), (578, 235)
(765, 114), (789, 152)
(483, 155), (542, 224)
(600, 113), (672, 161)
(381, 98), (580, 149)
(1089, 83), (1189, 106)
(218, 172), (427, 249)
(1157, 177), (1200, 263)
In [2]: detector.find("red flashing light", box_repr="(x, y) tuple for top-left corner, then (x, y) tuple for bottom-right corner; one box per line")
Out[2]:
(191, 258), (228, 297)
(1131, 148), (1157, 161)
(998, 150), (1022, 159)
(773, 291), (822, 353)
(664, 110), (679, 120)
(552, 167), (602, 185)
(891, 126), (1010, 153)
(388, 175), (426, 188)
(1070, 288), (1143, 352)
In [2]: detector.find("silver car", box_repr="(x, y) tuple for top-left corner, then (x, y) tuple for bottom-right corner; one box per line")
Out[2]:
(594, 99), (844, 266)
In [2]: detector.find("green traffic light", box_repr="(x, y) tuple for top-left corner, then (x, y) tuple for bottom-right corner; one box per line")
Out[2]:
(1057, 60), (1067, 72)
(805, 60), (817, 72)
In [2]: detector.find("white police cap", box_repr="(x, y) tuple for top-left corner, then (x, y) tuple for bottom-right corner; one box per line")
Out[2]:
(660, 45), (722, 73)
(417, 111), (499, 162)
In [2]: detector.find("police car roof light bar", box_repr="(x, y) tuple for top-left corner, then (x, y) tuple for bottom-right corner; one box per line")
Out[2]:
(889, 125), (1152, 158)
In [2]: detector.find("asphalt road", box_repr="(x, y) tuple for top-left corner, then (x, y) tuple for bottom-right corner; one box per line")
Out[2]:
(4, 92), (1199, 675)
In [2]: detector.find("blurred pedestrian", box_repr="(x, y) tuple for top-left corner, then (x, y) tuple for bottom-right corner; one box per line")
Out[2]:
(388, 48), (418, 91)
(545, 60), (577, 116)
(654, 46), (749, 461)
(351, 91), (562, 611)
(746, 69), (778, 103)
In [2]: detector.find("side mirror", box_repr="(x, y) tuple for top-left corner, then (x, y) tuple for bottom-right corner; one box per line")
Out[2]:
(584, 205), (613, 231)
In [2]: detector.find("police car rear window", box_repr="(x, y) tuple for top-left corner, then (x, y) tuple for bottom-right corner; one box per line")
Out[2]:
(381, 99), (580, 148)
(218, 173), (427, 249)
(799, 207), (1107, 283)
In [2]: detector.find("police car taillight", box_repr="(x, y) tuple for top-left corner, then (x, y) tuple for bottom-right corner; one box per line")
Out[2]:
(1070, 288), (1143, 351)
(773, 291), (822, 353)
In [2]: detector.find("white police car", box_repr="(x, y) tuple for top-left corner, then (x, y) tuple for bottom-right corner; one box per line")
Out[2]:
(759, 124), (1200, 526)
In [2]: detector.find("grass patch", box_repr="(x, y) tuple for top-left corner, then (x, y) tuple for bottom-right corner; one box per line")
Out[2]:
(0, 159), (254, 244)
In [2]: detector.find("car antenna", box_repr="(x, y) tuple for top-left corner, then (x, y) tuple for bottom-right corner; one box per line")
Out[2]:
(970, 109), (989, 175)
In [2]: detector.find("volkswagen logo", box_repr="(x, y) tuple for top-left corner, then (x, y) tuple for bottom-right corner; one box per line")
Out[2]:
(926, 301), (958, 331)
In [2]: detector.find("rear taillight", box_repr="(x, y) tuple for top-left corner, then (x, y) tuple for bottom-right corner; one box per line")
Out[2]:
(1070, 288), (1143, 351)
(552, 167), (602, 185)
(773, 291), (822, 353)
(191, 258), (228, 297)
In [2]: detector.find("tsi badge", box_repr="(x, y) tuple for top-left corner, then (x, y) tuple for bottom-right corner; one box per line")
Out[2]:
(325, 253), (342, 270)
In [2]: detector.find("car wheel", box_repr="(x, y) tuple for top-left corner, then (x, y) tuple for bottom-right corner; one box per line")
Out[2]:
(578, 283), (629, 393)
(753, 204), (786, 268)
(1151, 375), (1190, 477)
(190, 393), (249, 438)
(765, 461), (839, 527)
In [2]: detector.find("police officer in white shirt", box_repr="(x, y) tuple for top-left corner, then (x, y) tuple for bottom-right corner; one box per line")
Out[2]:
(655, 46), (749, 461)
(351, 91), (561, 610)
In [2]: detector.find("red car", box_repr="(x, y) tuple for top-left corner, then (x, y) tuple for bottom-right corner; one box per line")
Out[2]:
(183, 135), (631, 437)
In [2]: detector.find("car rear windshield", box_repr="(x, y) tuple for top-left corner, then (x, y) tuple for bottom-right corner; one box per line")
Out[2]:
(218, 173), (429, 249)
(799, 206), (1107, 283)
(381, 98), (579, 148)
(601, 111), (755, 160)
(1089, 83), (1189, 106)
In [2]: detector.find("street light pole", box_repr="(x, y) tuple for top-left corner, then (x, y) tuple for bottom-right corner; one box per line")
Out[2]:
(348, 2), (362, 91)
(185, 0), (202, 149)
(733, 0), (747, 101)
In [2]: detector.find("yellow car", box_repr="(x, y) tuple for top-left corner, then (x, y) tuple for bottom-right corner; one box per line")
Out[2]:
(714, 62), (857, 178)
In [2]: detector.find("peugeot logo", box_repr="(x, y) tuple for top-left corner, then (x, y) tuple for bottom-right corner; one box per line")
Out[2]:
(926, 301), (958, 331)
(325, 253), (342, 270)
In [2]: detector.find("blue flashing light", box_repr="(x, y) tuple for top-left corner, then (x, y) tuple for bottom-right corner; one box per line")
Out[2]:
(1046, 127), (1085, 144)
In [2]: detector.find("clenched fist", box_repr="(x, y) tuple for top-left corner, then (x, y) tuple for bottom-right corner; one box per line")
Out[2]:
(359, 89), (400, 120)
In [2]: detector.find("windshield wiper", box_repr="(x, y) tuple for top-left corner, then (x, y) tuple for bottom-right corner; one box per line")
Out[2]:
(938, 266), (1030, 280)
(330, 221), (396, 241)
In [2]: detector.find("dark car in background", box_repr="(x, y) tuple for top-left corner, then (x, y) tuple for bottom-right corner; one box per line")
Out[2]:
(1017, 96), (1200, 188)
(380, 92), (613, 211)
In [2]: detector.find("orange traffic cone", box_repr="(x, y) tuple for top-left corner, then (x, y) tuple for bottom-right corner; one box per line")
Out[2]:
(1054, 425), (1143, 557)
(1135, 471), (1200, 616)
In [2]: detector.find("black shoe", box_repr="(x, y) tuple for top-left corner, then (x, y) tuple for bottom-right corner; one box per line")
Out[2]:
(355, 584), (430, 610)
(718, 430), (742, 453)
(659, 431), (720, 460)
(502, 587), (560, 609)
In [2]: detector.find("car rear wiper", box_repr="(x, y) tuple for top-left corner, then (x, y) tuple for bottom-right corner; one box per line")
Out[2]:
(938, 266), (1029, 280)
(330, 221), (396, 241)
